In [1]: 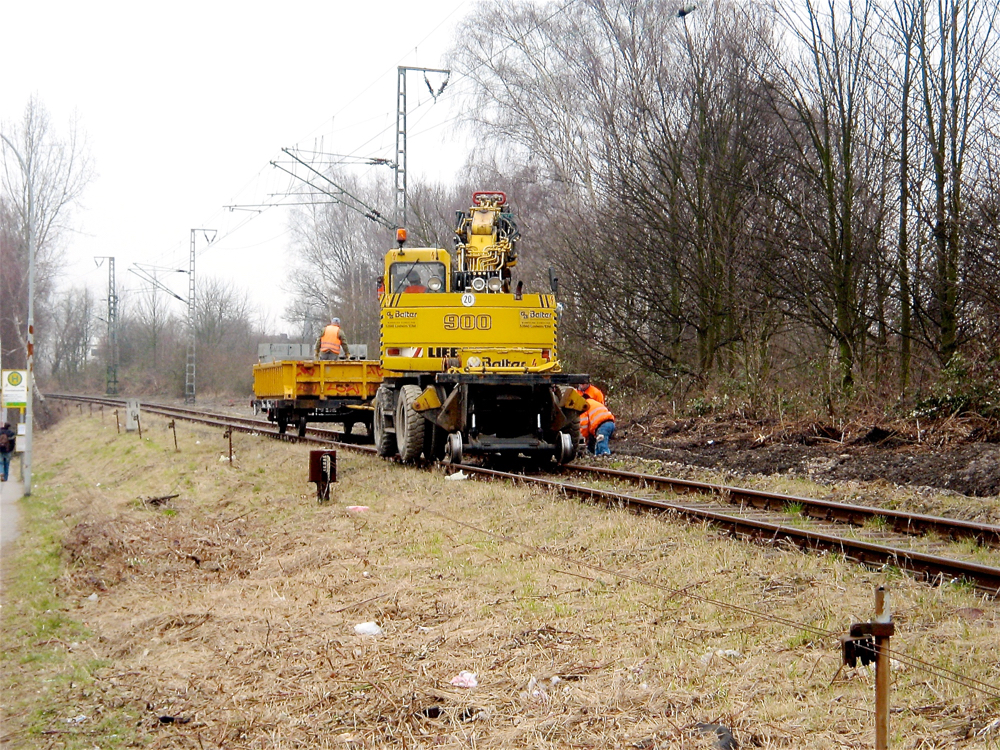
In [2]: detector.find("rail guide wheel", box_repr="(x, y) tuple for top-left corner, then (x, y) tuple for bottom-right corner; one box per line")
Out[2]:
(297, 415), (308, 437)
(444, 432), (463, 465)
(556, 432), (576, 464)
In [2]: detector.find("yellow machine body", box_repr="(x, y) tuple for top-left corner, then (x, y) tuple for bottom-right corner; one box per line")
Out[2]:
(380, 257), (560, 376)
(372, 192), (587, 465)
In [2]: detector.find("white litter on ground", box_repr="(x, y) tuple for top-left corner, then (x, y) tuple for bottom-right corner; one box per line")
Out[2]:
(978, 718), (1000, 737)
(700, 649), (744, 664)
(354, 622), (382, 636)
(450, 670), (478, 688)
(445, 471), (468, 481)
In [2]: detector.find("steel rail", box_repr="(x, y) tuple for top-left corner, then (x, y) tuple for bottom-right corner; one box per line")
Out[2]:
(562, 464), (1000, 546)
(47, 393), (1000, 593)
(459, 465), (1000, 594)
(48, 393), (376, 453)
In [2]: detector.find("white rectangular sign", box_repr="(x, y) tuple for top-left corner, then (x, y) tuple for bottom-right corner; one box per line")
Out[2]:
(1, 370), (28, 408)
(125, 399), (140, 432)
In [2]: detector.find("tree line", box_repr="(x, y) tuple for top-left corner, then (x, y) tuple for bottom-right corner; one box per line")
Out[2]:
(9, 0), (1000, 419)
(441, 0), (1000, 417)
(1, 99), (271, 399)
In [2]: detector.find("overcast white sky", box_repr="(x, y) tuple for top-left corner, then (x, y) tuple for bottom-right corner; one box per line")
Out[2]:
(1, 0), (475, 332)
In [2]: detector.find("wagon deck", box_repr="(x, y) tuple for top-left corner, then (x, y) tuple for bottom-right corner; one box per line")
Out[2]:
(252, 360), (383, 436)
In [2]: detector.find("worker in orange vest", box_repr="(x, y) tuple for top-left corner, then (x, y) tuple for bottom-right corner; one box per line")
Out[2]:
(315, 318), (351, 360)
(578, 380), (605, 404)
(579, 398), (615, 456)
(402, 269), (427, 293)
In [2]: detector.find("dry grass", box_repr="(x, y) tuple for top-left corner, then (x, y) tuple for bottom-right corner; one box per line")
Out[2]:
(2, 411), (1000, 748)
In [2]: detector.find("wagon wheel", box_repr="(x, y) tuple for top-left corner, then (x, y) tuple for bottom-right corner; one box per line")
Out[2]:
(297, 415), (308, 437)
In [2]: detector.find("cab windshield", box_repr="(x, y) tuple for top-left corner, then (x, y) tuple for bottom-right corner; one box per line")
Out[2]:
(390, 262), (447, 293)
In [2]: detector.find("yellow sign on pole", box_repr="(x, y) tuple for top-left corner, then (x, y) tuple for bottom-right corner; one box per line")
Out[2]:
(1, 370), (28, 408)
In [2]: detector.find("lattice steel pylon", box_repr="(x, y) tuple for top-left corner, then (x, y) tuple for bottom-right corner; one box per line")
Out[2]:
(185, 229), (216, 404)
(395, 66), (450, 229)
(95, 256), (119, 393)
(105, 257), (118, 394)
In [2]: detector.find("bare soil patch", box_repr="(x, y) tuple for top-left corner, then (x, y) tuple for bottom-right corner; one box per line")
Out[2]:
(2, 411), (1000, 748)
(615, 413), (1000, 498)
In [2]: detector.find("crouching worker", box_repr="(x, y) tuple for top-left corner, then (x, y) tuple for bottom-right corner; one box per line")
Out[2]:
(580, 398), (616, 456)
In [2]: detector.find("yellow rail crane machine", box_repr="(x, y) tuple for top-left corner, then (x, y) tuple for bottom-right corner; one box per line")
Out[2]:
(374, 191), (588, 464)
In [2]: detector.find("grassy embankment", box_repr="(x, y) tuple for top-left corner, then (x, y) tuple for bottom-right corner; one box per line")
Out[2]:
(1, 411), (999, 748)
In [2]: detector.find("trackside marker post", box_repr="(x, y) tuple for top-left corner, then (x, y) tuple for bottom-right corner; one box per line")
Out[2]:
(308, 450), (337, 503)
(843, 586), (894, 749)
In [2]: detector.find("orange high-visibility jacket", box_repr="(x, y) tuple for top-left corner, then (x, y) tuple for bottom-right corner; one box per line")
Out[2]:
(580, 384), (605, 404)
(319, 324), (344, 355)
(580, 398), (614, 439)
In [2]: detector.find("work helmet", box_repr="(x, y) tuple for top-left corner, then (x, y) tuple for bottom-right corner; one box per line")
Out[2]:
(332, 317), (341, 325)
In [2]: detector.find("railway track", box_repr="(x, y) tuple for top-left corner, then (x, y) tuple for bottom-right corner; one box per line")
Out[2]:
(49, 393), (1000, 594)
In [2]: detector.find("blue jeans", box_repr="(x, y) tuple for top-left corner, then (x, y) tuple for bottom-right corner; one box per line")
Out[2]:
(0, 452), (11, 481)
(593, 421), (615, 456)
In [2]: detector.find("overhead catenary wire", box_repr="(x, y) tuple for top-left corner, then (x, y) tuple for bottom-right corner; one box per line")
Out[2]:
(128, 0), (583, 295)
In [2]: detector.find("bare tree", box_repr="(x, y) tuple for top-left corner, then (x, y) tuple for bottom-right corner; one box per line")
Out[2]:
(124, 284), (181, 387)
(48, 286), (97, 386)
(196, 277), (262, 394)
(909, 0), (999, 366)
(285, 174), (389, 351)
(762, 0), (893, 394)
(0, 96), (92, 368)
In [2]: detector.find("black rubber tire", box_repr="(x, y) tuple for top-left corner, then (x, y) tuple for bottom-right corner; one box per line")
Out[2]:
(395, 384), (425, 462)
(276, 413), (288, 435)
(374, 391), (395, 457)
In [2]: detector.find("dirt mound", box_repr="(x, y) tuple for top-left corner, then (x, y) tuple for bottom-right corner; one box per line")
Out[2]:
(617, 413), (1000, 497)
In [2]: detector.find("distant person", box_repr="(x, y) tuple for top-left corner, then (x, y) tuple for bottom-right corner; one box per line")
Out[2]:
(580, 398), (615, 456)
(315, 318), (351, 361)
(578, 381), (605, 405)
(0, 422), (15, 481)
(403, 270), (426, 293)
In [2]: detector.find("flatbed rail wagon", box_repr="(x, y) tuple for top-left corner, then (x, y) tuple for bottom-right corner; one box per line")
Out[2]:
(252, 359), (382, 437)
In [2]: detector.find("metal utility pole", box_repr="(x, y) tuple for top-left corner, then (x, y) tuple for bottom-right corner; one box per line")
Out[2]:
(1, 133), (35, 496)
(395, 66), (450, 230)
(95, 256), (118, 394)
(186, 229), (215, 404)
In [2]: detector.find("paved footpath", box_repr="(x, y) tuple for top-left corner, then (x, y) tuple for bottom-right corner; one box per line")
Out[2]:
(1, 472), (23, 590)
